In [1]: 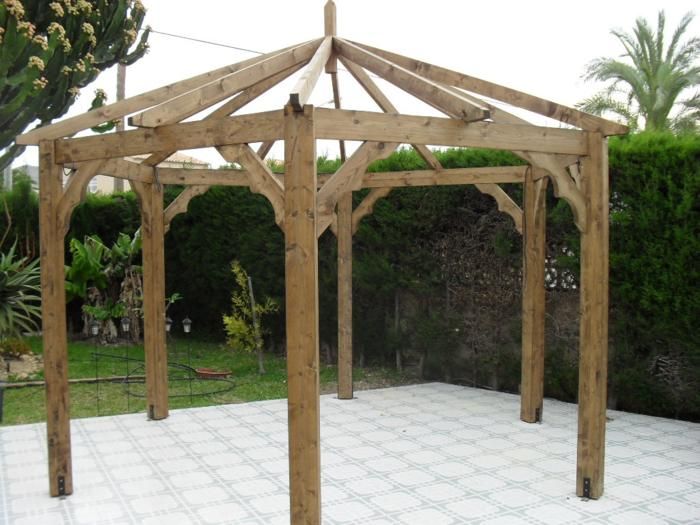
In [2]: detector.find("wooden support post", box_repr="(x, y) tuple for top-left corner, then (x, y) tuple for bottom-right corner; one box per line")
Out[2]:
(139, 182), (169, 420)
(38, 141), (73, 497)
(337, 191), (353, 400)
(576, 132), (609, 499)
(520, 168), (548, 423)
(284, 104), (321, 524)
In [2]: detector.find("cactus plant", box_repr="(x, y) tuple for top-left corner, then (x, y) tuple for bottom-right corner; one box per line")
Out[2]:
(0, 0), (150, 170)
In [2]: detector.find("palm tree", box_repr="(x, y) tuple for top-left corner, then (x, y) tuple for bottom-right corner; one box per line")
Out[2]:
(578, 11), (700, 132)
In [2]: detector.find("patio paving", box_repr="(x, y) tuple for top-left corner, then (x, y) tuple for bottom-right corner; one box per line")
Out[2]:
(1, 382), (698, 524)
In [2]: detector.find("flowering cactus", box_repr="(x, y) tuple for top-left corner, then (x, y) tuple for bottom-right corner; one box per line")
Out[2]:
(0, 0), (150, 170)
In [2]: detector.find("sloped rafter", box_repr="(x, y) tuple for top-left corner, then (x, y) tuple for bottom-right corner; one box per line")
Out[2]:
(16, 42), (304, 145)
(289, 37), (333, 110)
(441, 84), (587, 230)
(335, 39), (490, 123)
(131, 39), (322, 128)
(339, 57), (440, 168)
(336, 57), (522, 232)
(142, 61), (307, 170)
(350, 40), (628, 136)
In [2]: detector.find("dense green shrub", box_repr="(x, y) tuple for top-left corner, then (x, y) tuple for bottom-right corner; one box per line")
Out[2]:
(6, 136), (699, 420)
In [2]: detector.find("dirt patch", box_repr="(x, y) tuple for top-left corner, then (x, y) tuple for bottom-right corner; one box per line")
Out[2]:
(320, 368), (424, 395)
(0, 353), (43, 381)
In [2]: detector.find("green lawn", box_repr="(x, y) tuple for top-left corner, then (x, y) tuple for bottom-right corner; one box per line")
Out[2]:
(1, 337), (417, 426)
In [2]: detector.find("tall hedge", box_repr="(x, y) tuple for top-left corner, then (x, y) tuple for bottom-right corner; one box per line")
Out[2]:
(2, 134), (698, 420)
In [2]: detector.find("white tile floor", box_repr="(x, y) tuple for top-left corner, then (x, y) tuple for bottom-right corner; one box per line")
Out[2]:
(1, 383), (699, 524)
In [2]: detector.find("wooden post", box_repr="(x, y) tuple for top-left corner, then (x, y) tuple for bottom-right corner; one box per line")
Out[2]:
(576, 132), (609, 499)
(284, 104), (321, 524)
(520, 169), (548, 423)
(38, 140), (73, 497)
(337, 191), (353, 399)
(139, 182), (169, 420)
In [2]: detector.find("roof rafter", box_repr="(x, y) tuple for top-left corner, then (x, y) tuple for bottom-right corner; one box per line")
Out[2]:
(335, 39), (490, 123)
(131, 39), (322, 128)
(289, 37), (333, 110)
(16, 42), (305, 145)
(350, 40), (628, 136)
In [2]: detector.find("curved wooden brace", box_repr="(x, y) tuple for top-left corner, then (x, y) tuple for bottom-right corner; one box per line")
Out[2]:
(56, 160), (106, 235)
(440, 84), (587, 233)
(523, 152), (586, 232)
(474, 183), (523, 234)
(163, 185), (211, 234)
(218, 144), (285, 226)
(351, 187), (392, 234)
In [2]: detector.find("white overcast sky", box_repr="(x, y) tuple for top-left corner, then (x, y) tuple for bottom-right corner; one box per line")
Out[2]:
(14, 0), (699, 167)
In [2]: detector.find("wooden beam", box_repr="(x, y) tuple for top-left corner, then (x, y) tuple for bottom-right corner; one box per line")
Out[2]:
(317, 141), (397, 236)
(16, 44), (300, 144)
(335, 39), (490, 123)
(520, 168), (548, 423)
(352, 187), (391, 234)
(132, 40), (321, 127)
(56, 160), (106, 235)
(257, 141), (276, 159)
(208, 62), (307, 120)
(141, 61), (307, 169)
(38, 140), (72, 497)
(135, 181), (169, 420)
(576, 132), (609, 499)
(54, 111), (284, 163)
(350, 40), (629, 136)
(289, 37), (333, 111)
(315, 108), (589, 155)
(337, 191), (353, 400)
(164, 185), (210, 233)
(441, 84), (586, 229)
(338, 57), (439, 169)
(284, 104), (321, 524)
(362, 166), (527, 187)
(157, 167), (249, 187)
(218, 144), (285, 226)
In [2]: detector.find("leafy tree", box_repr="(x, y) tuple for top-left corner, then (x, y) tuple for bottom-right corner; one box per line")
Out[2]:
(578, 11), (700, 132)
(0, 242), (40, 339)
(222, 261), (278, 374)
(65, 232), (142, 342)
(0, 0), (150, 170)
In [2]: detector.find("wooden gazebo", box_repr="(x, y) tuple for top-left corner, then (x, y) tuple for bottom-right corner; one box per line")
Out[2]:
(17, 2), (626, 522)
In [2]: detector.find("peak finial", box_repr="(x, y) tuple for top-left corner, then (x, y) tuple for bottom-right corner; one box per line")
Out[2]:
(324, 1), (337, 37)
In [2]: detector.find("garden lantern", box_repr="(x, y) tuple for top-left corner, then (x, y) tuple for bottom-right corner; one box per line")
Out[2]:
(182, 317), (192, 334)
(121, 316), (131, 333)
(165, 316), (173, 333)
(89, 319), (100, 337)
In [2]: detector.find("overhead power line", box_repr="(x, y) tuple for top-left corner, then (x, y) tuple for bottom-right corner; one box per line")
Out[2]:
(147, 28), (264, 55)
(143, 28), (382, 80)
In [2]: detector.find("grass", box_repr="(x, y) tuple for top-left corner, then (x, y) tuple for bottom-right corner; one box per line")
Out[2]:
(1, 336), (417, 426)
